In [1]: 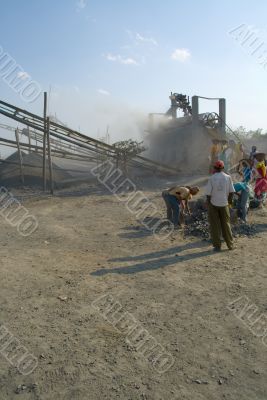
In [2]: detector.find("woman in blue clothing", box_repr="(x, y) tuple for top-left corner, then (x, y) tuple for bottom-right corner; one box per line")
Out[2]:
(240, 160), (252, 183)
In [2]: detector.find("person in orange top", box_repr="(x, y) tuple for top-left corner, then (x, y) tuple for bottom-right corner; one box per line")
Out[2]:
(162, 186), (200, 227)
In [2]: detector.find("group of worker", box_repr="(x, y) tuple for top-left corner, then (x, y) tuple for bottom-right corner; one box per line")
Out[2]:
(162, 144), (267, 252)
(209, 139), (244, 173)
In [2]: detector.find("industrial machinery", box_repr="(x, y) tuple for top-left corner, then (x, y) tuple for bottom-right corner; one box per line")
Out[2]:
(166, 93), (192, 118)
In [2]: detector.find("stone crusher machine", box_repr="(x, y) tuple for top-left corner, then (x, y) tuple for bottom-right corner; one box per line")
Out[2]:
(166, 93), (192, 118)
(164, 92), (247, 144)
(147, 93), (244, 171)
(166, 92), (227, 137)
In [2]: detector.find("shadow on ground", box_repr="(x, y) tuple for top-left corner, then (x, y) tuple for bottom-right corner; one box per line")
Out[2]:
(118, 218), (177, 240)
(109, 240), (206, 262)
(91, 241), (218, 276)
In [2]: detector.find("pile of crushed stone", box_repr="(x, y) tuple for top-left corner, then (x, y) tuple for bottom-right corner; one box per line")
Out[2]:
(184, 211), (210, 239)
(232, 222), (257, 237)
(184, 201), (257, 239)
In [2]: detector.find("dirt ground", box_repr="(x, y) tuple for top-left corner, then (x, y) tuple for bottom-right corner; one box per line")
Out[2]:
(0, 176), (266, 400)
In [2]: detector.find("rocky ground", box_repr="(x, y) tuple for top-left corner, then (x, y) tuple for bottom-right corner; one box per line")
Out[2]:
(0, 177), (266, 400)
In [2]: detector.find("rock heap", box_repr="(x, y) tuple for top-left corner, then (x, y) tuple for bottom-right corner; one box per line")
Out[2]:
(184, 199), (257, 239)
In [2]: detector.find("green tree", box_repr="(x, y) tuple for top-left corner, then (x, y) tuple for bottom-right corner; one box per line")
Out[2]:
(113, 139), (146, 174)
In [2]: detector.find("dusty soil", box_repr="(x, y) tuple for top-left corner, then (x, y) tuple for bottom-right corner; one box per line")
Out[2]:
(0, 177), (266, 400)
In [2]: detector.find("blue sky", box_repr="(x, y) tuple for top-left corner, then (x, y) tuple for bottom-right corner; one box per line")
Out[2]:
(1, 0), (267, 141)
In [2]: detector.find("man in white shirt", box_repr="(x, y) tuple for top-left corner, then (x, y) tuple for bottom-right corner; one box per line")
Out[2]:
(206, 160), (235, 251)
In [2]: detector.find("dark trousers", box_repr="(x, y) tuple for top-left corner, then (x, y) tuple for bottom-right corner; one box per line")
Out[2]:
(208, 204), (233, 249)
(162, 192), (180, 226)
(237, 190), (249, 222)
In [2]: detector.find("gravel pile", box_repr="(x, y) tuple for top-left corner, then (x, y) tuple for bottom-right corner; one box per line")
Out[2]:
(184, 211), (210, 239)
(184, 207), (257, 239)
(232, 222), (257, 237)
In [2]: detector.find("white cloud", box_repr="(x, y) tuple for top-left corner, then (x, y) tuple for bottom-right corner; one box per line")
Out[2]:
(105, 53), (139, 65)
(121, 57), (138, 65)
(97, 89), (110, 96)
(73, 85), (80, 93)
(171, 48), (191, 62)
(106, 53), (117, 62)
(17, 71), (30, 80)
(76, 0), (86, 10)
(136, 33), (158, 46)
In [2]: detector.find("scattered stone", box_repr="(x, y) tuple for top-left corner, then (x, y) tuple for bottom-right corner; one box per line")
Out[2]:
(253, 369), (261, 375)
(57, 295), (68, 301)
(193, 379), (208, 384)
(15, 384), (28, 394)
(218, 379), (223, 385)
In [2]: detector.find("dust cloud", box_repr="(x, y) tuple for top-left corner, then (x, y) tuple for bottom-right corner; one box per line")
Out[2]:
(48, 87), (147, 144)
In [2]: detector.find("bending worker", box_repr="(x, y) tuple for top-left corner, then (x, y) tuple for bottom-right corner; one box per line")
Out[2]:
(206, 160), (235, 251)
(162, 185), (200, 228)
(233, 182), (250, 223)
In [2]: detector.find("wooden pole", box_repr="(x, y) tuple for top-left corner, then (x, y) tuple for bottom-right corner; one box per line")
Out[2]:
(46, 117), (54, 195)
(43, 92), (47, 191)
(15, 128), (24, 185)
(27, 125), (31, 153)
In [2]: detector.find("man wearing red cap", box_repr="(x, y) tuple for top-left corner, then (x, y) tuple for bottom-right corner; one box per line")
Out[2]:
(206, 160), (235, 251)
